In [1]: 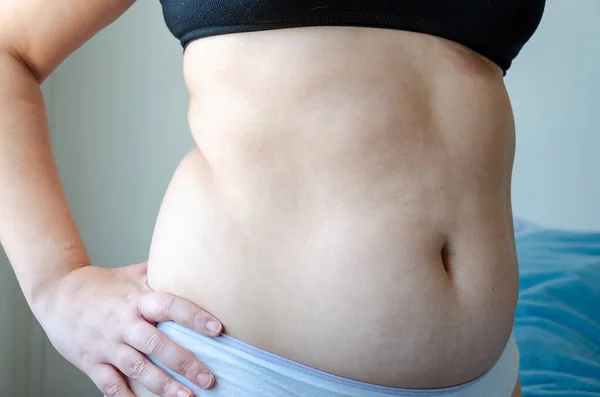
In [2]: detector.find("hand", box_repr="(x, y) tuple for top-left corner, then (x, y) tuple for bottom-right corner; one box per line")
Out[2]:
(31, 262), (223, 397)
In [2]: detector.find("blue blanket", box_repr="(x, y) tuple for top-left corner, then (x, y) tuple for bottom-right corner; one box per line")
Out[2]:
(514, 223), (600, 395)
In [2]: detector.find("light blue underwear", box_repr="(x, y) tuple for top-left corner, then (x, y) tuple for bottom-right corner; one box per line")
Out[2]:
(150, 321), (519, 397)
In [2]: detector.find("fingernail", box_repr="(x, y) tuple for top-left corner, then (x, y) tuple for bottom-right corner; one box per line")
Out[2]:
(176, 389), (191, 397)
(205, 321), (222, 335)
(198, 371), (215, 389)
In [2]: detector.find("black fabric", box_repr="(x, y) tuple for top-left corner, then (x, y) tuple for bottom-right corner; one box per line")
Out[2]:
(160, 0), (546, 73)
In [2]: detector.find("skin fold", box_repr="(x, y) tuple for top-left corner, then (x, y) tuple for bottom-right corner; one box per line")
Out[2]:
(0, 1), (522, 396)
(144, 27), (521, 395)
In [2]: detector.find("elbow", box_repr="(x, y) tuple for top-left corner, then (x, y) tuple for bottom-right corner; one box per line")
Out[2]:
(5, 48), (47, 84)
(0, 39), (47, 84)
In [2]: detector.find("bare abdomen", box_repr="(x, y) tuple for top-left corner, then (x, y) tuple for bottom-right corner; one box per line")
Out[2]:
(147, 26), (519, 389)
(146, 148), (518, 388)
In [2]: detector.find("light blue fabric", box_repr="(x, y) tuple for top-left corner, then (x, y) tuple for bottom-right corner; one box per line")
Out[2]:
(152, 321), (519, 397)
(514, 222), (600, 396)
(151, 217), (600, 396)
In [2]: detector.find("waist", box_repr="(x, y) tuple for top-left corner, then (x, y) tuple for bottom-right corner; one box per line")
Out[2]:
(146, 148), (519, 389)
(182, 26), (515, 222)
(148, 321), (520, 397)
(147, 26), (518, 389)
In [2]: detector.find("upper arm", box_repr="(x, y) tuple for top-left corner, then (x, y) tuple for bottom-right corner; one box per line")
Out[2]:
(0, 0), (135, 82)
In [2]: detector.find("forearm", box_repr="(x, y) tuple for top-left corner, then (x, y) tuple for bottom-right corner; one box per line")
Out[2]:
(0, 50), (90, 305)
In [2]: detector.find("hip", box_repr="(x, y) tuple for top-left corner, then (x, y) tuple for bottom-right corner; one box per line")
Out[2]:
(133, 321), (521, 397)
(146, 148), (519, 389)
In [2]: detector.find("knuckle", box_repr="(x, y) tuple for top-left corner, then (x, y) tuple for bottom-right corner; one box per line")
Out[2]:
(144, 332), (166, 355)
(176, 356), (197, 376)
(99, 378), (126, 397)
(126, 290), (141, 304)
(190, 310), (203, 329)
(130, 322), (149, 341)
(124, 358), (148, 380)
(80, 351), (99, 372)
(156, 376), (175, 395)
(108, 308), (123, 325)
(126, 292), (142, 314)
(159, 294), (176, 315)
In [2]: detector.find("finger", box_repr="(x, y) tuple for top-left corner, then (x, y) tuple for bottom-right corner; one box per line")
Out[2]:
(123, 321), (215, 390)
(111, 345), (197, 397)
(88, 363), (135, 397)
(137, 292), (223, 336)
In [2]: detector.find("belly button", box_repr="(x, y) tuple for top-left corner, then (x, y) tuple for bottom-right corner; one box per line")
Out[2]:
(441, 244), (451, 274)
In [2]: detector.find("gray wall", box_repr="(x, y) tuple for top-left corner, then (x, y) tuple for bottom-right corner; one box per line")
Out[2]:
(1, 1), (599, 396)
(508, 1), (600, 230)
(40, 1), (190, 395)
(0, 250), (18, 397)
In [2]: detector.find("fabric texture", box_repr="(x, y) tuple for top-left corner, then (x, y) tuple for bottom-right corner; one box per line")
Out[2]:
(514, 223), (600, 396)
(151, 322), (519, 397)
(159, 0), (546, 73)
(151, 218), (600, 395)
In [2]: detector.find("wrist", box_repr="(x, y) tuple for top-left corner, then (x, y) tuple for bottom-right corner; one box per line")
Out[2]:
(27, 263), (91, 316)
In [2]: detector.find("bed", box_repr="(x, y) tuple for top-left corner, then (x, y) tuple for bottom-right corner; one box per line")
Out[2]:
(513, 218), (600, 396)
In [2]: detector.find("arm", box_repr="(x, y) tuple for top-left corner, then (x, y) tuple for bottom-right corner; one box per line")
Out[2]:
(0, 2), (221, 396)
(0, 0), (134, 309)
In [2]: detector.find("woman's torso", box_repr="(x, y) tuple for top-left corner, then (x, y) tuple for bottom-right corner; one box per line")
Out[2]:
(146, 26), (519, 389)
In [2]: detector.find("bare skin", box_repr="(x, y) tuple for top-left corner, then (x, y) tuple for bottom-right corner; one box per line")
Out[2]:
(140, 27), (522, 395)
(0, 1), (522, 396)
(1, 2), (221, 396)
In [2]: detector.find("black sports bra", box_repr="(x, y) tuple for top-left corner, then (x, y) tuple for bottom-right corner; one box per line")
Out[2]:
(160, 0), (546, 73)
